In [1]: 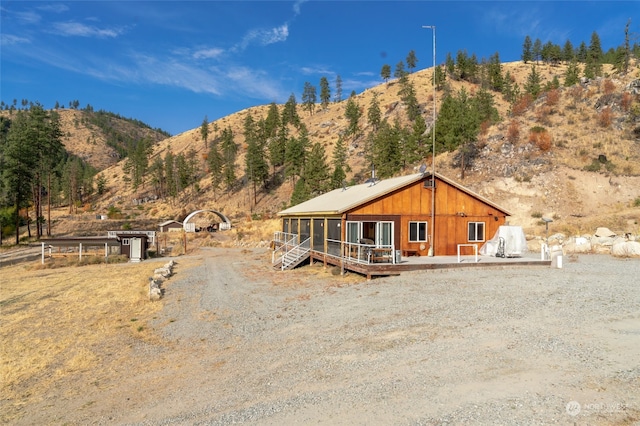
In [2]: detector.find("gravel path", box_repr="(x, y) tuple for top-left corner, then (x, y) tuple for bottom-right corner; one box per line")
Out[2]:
(18, 247), (640, 425)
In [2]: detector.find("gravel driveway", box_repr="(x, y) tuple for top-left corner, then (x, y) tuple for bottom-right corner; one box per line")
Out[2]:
(22, 247), (640, 425)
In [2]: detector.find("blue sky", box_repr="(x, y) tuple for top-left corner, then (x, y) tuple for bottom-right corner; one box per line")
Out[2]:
(1, 1), (637, 135)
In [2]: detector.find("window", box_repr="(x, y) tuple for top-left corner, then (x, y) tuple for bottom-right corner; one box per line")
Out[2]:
(468, 222), (485, 242)
(346, 221), (360, 243)
(409, 221), (428, 242)
(122, 238), (130, 246)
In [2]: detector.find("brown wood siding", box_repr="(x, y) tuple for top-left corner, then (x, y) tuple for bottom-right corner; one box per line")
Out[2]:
(283, 176), (508, 256)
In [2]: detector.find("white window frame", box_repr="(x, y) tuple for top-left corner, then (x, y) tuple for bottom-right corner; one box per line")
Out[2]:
(468, 222), (485, 242)
(122, 238), (130, 246)
(376, 221), (394, 247)
(345, 221), (361, 243)
(409, 221), (428, 242)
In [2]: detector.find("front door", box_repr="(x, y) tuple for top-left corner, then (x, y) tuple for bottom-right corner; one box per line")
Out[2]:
(130, 238), (142, 262)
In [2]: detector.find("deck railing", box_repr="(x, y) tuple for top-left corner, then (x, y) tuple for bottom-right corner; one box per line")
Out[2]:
(326, 239), (395, 265)
(272, 232), (300, 264)
(280, 237), (311, 270)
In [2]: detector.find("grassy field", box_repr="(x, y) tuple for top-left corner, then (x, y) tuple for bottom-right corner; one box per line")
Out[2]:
(0, 259), (171, 423)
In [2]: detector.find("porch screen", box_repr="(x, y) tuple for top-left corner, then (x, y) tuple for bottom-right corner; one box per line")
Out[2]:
(312, 219), (324, 252)
(327, 219), (341, 256)
(300, 219), (311, 241)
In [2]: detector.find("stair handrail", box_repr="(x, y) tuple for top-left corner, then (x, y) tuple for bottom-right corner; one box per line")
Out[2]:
(281, 237), (310, 270)
(272, 232), (300, 264)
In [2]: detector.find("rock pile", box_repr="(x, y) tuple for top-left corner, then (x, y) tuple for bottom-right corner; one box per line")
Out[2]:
(149, 260), (176, 301)
(546, 227), (640, 257)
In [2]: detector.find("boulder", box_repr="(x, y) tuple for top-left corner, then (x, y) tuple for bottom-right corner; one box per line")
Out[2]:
(611, 241), (640, 258)
(595, 227), (616, 237)
(564, 236), (592, 254)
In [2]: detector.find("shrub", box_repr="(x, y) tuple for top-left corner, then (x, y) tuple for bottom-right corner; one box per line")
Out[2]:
(634, 197), (640, 207)
(584, 158), (601, 172)
(546, 88), (560, 107)
(621, 93), (633, 112)
(531, 211), (543, 218)
(535, 105), (552, 125)
(107, 205), (122, 219)
(597, 107), (613, 128)
(603, 79), (615, 95)
(507, 120), (520, 144)
(528, 126), (552, 151)
(511, 94), (533, 117)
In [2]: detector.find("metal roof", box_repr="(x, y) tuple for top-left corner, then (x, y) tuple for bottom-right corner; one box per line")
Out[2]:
(278, 172), (512, 217)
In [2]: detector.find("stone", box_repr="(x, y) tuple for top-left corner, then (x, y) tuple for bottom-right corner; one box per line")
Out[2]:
(594, 227), (616, 237)
(611, 241), (640, 257)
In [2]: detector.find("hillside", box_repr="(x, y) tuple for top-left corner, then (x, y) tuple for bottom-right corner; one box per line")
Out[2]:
(8, 60), (638, 242)
(0, 108), (169, 170)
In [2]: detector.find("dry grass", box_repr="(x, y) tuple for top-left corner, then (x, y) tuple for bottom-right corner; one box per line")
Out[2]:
(0, 260), (165, 422)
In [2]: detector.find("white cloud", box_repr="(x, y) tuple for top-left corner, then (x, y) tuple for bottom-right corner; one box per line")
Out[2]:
(37, 4), (69, 13)
(15, 10), (41, 24)
(1, 34), (31, 46)
(292, 0), (308, 16)
(225, 66), (284, 100)
(52, 21), (124, 38)
(236, 24), (289, 50)
(301, 66), (334, 76)
(193, 48), (225, 60)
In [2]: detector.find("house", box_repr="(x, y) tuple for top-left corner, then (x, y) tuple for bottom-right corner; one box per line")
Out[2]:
(158, 220), (183, 233)
(274, 172), (512, 272)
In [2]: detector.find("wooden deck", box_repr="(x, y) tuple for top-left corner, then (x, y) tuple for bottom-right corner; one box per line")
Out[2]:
(309, 250), (552, 279)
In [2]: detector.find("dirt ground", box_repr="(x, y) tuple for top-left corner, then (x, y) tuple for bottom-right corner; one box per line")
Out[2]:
(2, 248), (639, 425)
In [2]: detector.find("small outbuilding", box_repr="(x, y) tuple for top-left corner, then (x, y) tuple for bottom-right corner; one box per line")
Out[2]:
(158, 220), (183, 233)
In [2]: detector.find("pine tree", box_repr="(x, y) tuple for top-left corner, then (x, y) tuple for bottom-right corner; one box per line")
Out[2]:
(577, 41), (588, 62)
(371, 119), (402, 178)
(524, 65), (542, 98)
(367, 93), (381, 131)
(397, 75), (420, 121)
(584, 31), (603, 77)
(269, 120), (287, 177)
(502, 70), (516, 103)
(445, 52), (455, 78)
(319, 76), (331, 110)
(245, 136), (268, 206)
(207, 142), (224, 199)
(290, 178), (310, 206)
(2, 111), (37, 243)
(304, 142), (330, 196)
(282, 93), (300, 127)
(433, 64), (446, 90)
(344, 95), (362, 137)
(410, 114), (428, 160)
(394, 61), (407, 79)
(334, 75), (343, 103)
(380, 64), (391, 84)
(406, 50), (418, 73)
(264, 102), (280, 139)
(533, 38), (543, 63)
(164, 148), (177, 198)
(522, 35), (533, 63)
(302, 81), (317, 116)
(564, 59), (581, 86)
(330, 135), (349, 189)
(200, 115), (209, 148)
(284, 126), (309, 186)
(221, 126), (237, 189)
(487, 52), (503, 92)
(562, 40), (575, 62)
